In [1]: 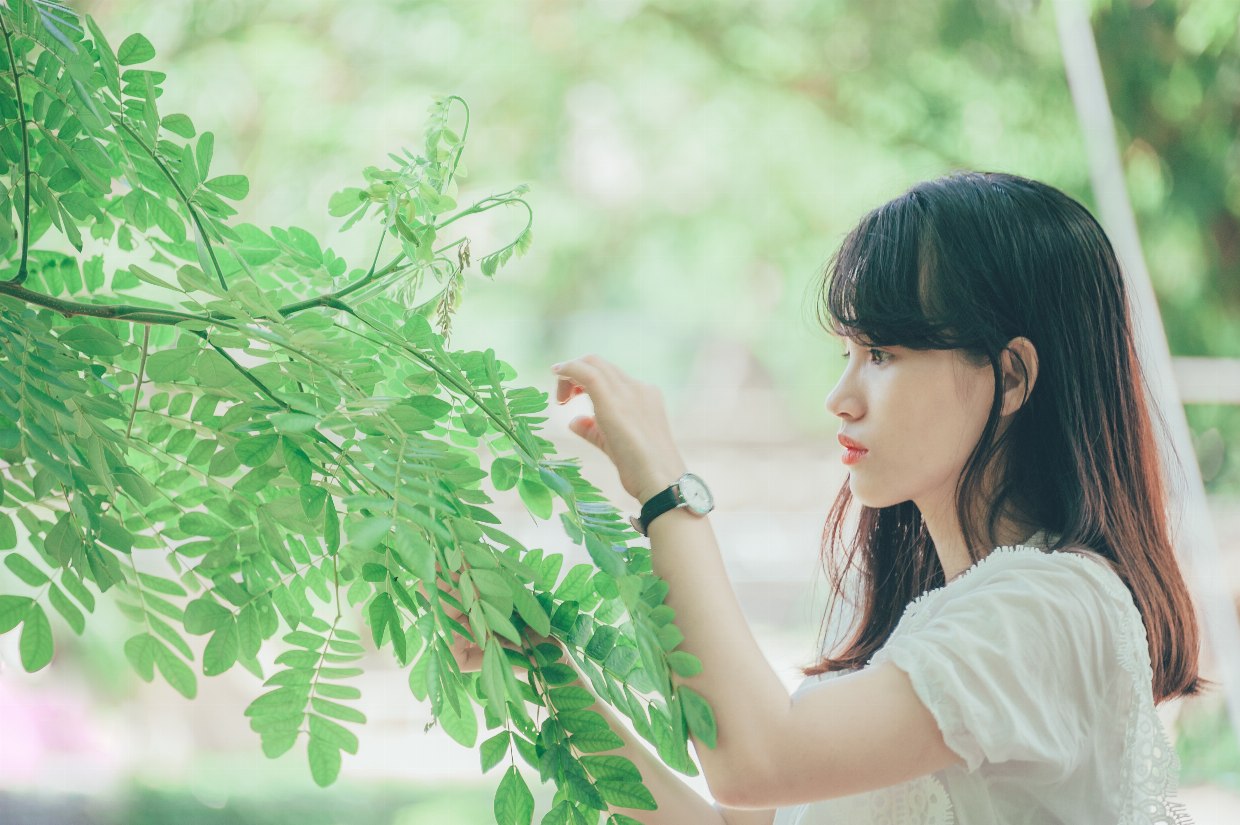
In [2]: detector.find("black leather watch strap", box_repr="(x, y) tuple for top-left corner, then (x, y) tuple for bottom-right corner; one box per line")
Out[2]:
(629, 485), (681, 537)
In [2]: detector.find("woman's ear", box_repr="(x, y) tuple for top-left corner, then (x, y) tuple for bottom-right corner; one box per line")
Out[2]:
(1000, 337), (1038, 417)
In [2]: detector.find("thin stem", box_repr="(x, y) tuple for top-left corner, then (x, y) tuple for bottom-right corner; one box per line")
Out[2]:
(125, 325), (151, 440)
(1, 15), (32, 285)
(332, 555), (341, 620)
(331, 304), (530, 460)
(433, 196), (532, 234)
(114, 119), (230, 292)
(305, 614), (343, 730)
(275, 251), (408, 315)
(441, 95), (469, 193)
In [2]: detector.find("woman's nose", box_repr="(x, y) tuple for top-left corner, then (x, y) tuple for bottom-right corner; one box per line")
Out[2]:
(825, 370), (861, 420)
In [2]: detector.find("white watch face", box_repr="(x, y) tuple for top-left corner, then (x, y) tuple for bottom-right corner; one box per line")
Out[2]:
(678, 473), (714, 514)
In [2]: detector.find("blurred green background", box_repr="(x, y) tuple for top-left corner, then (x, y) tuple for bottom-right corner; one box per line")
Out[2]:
(73, 0), (1240, 487)
(2, 0), (1239, 821)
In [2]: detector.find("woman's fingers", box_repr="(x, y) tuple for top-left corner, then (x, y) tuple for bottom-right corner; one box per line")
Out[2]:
(554, 355), (607, 402)
(568, 415), (606, 451)
(552, 354), (686, 503)
(452, 638), (483, 672)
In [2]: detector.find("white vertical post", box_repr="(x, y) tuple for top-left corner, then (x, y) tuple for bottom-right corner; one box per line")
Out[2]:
(1052, 0), (1240, 745)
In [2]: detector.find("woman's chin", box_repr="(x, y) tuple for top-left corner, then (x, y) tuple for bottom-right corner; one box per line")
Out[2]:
(848, 478), (904, 511)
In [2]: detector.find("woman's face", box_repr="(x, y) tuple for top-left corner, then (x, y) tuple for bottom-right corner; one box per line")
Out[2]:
(825, 338), (998, 520)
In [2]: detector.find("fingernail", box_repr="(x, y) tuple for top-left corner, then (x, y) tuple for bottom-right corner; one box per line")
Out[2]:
(552, 363), (563, 371)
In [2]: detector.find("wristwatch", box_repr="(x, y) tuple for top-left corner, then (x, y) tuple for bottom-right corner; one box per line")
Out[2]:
(629, 472), (715, 537)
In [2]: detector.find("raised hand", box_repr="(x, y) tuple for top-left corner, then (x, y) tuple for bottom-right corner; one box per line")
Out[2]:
(552, 354), (688, 504)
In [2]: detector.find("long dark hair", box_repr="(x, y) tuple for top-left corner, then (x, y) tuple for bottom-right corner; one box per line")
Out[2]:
(805, 171), (1206, 703)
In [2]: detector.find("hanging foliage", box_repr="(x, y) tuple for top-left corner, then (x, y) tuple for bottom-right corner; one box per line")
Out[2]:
(0, 1), (712, 821)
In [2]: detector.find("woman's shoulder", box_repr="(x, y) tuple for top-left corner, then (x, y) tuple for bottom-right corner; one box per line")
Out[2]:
(899, 541), (1138, 636)
(955, 540), (1124, 596)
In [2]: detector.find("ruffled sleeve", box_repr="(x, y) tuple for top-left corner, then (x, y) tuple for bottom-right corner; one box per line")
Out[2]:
(867, 551), (1115, 778)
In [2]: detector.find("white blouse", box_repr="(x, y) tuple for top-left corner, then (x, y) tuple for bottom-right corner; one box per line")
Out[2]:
(772, 537), (1195, 825)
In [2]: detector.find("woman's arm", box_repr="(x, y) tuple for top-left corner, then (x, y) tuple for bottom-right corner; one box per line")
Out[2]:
(550, 356), (963, 808)
(579, 669), (775, 825)
(437, 589), (773, 825)
(644, 505), (963, 806)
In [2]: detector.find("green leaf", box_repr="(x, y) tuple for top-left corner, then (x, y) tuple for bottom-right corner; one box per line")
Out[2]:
(480, 600), (522, 646)
(125, 633), (158, 680)
(161, 113), (196, 138)
(0, 595), (33, 634)
(154, 643), (198, 698)
(491, 457), (520, 491)
(324, 504), (341, 554)
(234, 434), (278, 466)
(285, 630), (326, 650)
(367, 592), (399, 648)
(282, 439), (314, 485)
(537, 466), (574, 500)
(196, 131), (214, 180)
(436, 684), (477, 747)
(145, 348), (198, 382)
(481, 731), (511, 773)
(540, 663), (577, 686)
(59, 324), (124, 357)
(203, 619), (239, 675)
(5, 553), (49, 586)
(494, 766), (535, 825)
(206, 175), (250, 200)
(349, 516), (393, 552)
(307, 736), (342, 787)
(547, 685), (594, 711)
(557, 709), (608, 734)
(309, 713), (358, 753)
(679, 686), (717, 748)
(128, 263), (179, 291)
(597, 781), (656, 811)
(272, 412), (319, 433)
(300, 485), (328, 517)
(311, 697), (366, 725)
(511, 585), (550, 638)
(328, 187), (365, 217)
(315, 683), (361, 701)
(247, 685), (310, 718)
(481, 638), (509, 719)
(542, 802), (572, 825)
(585, 534), (626, 578)
(667, 651), (703, 678)
(585, 625), (618, 661)
(568, 729), (625, 753)
(49, 584), (85, 635)
(184, 598), (231, 634)
(19, 603), (54, 672)
(554, 564), (593, 601)
(0, 514), (15, 550)
(517, 476), (553, 519)
(580, 755), (641, 783)
(117, 33), (156, 65)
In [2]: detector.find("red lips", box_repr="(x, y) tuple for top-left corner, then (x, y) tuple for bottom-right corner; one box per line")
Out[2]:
(838, 434), (868, 451)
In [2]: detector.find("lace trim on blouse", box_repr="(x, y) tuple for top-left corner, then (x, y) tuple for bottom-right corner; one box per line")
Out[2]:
(866, 543), (1194, 825)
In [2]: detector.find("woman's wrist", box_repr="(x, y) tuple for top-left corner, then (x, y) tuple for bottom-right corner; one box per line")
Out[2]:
(635, 464), (688, 505)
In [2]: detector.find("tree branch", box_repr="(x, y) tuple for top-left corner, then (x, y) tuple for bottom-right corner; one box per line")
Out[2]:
(0, 251), (413, 326)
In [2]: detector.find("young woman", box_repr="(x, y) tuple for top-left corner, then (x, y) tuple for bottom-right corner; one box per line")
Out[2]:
(462, 172), (1208, 823)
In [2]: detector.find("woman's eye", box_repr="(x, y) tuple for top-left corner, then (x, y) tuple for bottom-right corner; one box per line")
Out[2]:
(841, 348), (889, 364)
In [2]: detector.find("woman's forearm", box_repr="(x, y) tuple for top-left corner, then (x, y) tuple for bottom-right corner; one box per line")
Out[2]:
(645, 505), (791, 802)
(563, 665), (773, 825)
(583, 679), (728, 825)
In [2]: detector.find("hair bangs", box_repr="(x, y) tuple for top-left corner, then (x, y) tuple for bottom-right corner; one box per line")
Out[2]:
(819, 192), (969, 353)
